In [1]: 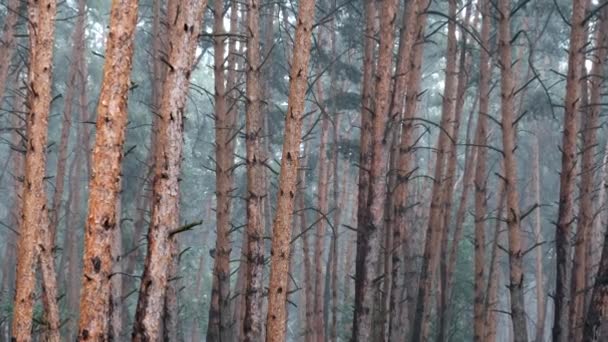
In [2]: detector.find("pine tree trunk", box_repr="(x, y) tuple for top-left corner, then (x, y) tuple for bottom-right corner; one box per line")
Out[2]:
(571, 9), (607, 341)
(330, 114), (343, 342)
(552, 0), (587, 339)
(132, 1), (207, 340)
(352, 1), (397, 340)
(265, 0), (317, 338)
(584, 92), (608, 339)
(531, 123), (546, 342)
(411, 0), (458, 340)
(207, 0), (238, 337)
(110, 190), (123, 340)
(392, 3), (431, 338)
(312, 66), (331, 342)
(386, 1), (421, 339)
(473, 0), (491, 339)
(584, 228), (608, 341)
(484, 188), (505, 342)
(76, 0), (137, 339)
(121, 0), (166, 314)
(298, 155), (314, 342)
(11, 1), (60, 341)
(354, 1), (376, 334)
(0, 0), (20, 105)
(242, 0), (266, 339)
(497, 0), (528, 339)
(436, 5), (473, 338)
(50, 0), (86, 241)
(62, 45), (89, 340)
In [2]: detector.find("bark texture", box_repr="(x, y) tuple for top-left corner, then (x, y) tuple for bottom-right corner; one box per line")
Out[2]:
(207, 0), (238, 337)
(77, 0), (138, 339)
(570, 8), (607, 340)
(352, 0), (397, 340)
(473, 0), (491, 340)
(243, 0), (266, 339)
(498, 0), (528, 340)
(580, 7), (608, 341)
(132, 1), (206, 340)
(265, 0), (316, 339)
(11, 1), (60, 341)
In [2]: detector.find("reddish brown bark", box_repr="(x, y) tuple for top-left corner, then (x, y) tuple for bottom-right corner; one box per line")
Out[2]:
(11, 1), (60, 341)
(242, 0), (266, 339)
(386, 1), (421, 338)
(583, 32), (608, 330)
(77, 0), (138, 339)
(571, 10), (607, 340)
(411, 0), (458, 340)
(553, 0), (588, 339)
(391, 3), (431, 337)
(437, 6), (474, 340)
(265, 0), (316, 339)
(132, 1), (206, 340)
(121, 0), (167, 310)
(498, 0), (528, 339)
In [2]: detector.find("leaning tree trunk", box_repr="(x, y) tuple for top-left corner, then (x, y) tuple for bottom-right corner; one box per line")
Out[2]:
(552, 0), (587, 340)
(265, 0), (317, 339)
(498, 0), (528, 340)
(131, 1), (207, 341)
(11, 1), (60, 341)
(411, 0), (458, 340)
(77, 0), (138, 339)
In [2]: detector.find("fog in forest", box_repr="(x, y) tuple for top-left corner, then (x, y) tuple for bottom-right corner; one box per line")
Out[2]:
(0, 0), (607, 341)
